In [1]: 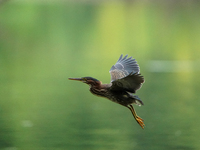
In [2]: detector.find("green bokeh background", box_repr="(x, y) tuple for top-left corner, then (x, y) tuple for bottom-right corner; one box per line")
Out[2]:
(0, 1), (200, 150)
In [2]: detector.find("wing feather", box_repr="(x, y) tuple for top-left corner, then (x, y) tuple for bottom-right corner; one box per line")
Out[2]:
(109, 54), (140, 82)
(109, 72), (144, 93)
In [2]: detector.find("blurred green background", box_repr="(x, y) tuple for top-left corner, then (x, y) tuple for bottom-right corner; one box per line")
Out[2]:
(0, 0), (200, 150)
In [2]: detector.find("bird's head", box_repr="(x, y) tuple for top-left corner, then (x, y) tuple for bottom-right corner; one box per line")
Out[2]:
(69, 77), (101, 87)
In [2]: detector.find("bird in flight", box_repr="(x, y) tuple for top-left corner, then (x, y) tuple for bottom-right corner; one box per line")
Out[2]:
(69, 54), (145, 129)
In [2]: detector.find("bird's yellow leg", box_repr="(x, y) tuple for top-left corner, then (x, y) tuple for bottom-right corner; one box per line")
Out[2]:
(128, 105), (145, 129)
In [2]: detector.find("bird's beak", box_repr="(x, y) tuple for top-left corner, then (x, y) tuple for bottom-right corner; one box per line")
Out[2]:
(68, 78), (84, 82)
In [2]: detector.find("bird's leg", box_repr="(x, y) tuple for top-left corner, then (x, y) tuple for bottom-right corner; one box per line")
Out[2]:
(128, 104), (145, 129)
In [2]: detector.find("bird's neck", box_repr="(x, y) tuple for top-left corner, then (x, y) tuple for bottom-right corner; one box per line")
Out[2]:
(100, 83), (111, 89)
(90, 82), (111, 90)
(89, 83), (111, 98)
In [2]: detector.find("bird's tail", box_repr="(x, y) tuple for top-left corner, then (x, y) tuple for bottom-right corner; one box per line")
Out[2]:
(132, 95), (144, 106)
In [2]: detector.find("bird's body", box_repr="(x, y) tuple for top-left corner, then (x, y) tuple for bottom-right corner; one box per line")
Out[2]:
(88, 81), (143, 106)
(69, 54), (145, 128)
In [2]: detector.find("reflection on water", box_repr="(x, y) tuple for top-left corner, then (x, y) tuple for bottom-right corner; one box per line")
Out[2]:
(148, 60), (200, 72)
(0, 1), (200, 150)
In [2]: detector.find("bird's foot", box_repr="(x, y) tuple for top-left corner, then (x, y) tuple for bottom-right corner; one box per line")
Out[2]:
(135, 116), (145, 129)
(128, 105), (145, 129)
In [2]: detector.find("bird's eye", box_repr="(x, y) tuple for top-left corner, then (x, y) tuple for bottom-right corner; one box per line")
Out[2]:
(83, 78), (87, 83)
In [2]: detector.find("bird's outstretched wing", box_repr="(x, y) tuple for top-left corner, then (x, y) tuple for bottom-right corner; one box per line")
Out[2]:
(109, 54), (140, 82)
(109, 72), (144, 93)
(109, 54), (144, 93)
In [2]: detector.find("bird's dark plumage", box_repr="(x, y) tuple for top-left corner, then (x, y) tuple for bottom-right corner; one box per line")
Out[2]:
(69, 54), (145, 129)
(109, 54), (144, 93)
(110, 72), (144, 93)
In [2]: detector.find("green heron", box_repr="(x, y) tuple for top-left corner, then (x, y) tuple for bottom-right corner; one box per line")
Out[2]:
(69, 54), (145, 129)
